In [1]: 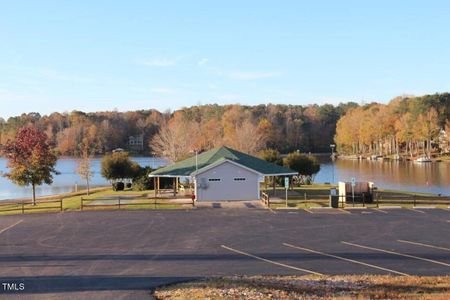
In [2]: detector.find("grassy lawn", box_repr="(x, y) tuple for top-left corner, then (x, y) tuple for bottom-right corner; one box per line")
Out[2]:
(153, 275), (450, 300)
(0, 187), (190, 215)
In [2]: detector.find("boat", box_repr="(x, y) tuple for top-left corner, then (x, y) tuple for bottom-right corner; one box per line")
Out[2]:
(415, 156), (432, 163)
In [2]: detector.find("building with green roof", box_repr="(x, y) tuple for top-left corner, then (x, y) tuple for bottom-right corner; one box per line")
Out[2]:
(149, 146), (297, 201)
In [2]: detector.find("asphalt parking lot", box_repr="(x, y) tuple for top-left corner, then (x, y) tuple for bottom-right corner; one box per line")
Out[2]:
(0, 207), (449, 299)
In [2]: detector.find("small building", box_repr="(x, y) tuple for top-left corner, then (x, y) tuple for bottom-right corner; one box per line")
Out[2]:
(129, 134), (144, 152)
(149, 146), (297, 201)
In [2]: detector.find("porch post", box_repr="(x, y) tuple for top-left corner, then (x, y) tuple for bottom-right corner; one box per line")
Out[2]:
(173, 177), (177, 196)
(273, 176), (276, 197)
(157, 177), (160, 197)
(153, 176), (157, 198)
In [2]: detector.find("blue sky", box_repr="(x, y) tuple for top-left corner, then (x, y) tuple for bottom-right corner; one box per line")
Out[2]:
(1, 1), (450, 119)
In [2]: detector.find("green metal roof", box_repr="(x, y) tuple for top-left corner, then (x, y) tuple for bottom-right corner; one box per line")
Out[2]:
(150, 146), (297, 177)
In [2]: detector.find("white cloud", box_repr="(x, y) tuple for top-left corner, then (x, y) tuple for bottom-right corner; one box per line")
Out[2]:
(150, 87), (175, 94)
(198, 58), (209, 66)
(138, 58), (177, 67)
(228, 71), (281, 80)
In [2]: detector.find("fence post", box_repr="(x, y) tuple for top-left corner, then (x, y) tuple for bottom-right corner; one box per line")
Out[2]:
(22, 202), (24, 214)
(362, 194), (365, 207)
(118, 197), (121, 210)
(413, 194), (416, 207)
(81, 197), (83, 210)
(60, 198), (63, 212)
(304, 192), (307, 208)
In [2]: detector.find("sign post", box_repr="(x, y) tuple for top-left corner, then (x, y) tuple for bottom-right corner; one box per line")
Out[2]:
(351, 177), (356, 207)
(284, 177), (289, 207)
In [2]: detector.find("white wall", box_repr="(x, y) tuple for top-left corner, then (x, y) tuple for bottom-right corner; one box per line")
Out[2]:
(196, 161), (259, 201)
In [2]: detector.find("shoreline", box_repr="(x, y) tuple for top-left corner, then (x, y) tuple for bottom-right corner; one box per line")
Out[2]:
(0, 186), (110, 204)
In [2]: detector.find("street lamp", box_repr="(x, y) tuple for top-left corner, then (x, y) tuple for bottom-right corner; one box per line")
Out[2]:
(330, 144), (336, 184)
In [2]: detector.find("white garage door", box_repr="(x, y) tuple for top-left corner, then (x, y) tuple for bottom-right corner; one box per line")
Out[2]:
(196, 161), (259, 201)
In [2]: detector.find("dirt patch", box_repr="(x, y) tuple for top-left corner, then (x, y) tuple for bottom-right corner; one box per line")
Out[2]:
(153, 275), (450, 299)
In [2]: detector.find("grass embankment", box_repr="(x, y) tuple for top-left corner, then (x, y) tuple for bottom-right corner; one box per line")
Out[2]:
(0, 187), (190, 215)
(267, 184), (450, 209)
(153, 275), (450, 300)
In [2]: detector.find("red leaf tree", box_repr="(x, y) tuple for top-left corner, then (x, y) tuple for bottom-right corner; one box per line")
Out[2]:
(3, 126), (58, 205)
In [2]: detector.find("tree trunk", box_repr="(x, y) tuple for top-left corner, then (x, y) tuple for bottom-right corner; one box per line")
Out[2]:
(32, 183), (36, 206)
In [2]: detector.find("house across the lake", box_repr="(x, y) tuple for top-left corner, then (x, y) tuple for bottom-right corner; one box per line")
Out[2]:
(149, 146), (297, 201)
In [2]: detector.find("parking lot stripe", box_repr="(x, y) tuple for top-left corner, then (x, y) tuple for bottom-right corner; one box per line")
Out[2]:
(372, 208), (388, 214)
(408, 208), (425, 214)
(339, 209), (351, 214)
(283, 243), (408, 276)
(304, 209), (313, 214)
(342, 241), (450, 268)
(397, 240), (450, 252)
(221, 245), (323, 275)
(0, 220), (23, 235)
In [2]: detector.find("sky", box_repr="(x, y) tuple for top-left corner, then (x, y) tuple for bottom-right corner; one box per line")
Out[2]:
(1, 0), (450, 119)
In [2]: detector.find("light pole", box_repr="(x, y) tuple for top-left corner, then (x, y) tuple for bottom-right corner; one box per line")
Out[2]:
(330, 144), (336, 184)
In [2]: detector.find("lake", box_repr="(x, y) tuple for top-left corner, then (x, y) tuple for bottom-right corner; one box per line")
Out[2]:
(0, 157), (168, 201)
(0, 156), (449, 200)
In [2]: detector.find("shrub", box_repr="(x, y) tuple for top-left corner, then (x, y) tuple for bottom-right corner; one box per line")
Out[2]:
(113, 182), (125, 191)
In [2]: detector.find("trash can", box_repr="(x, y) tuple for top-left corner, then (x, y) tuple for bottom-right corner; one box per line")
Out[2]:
(330, 195), (339, 208)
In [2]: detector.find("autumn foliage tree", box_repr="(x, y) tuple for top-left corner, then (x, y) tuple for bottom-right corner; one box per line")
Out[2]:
(335, 93), (449, 156)
(2, 126), (58, 205)
(76, 148), (93, 195)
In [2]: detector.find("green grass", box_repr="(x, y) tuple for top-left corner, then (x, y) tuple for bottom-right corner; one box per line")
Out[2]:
(0, 187), (189, 215)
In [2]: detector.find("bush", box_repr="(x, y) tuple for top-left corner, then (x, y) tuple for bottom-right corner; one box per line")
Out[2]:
(113, 182), (125, 191)
(132, 176), (153, 191)
(132, 166), (153, 191)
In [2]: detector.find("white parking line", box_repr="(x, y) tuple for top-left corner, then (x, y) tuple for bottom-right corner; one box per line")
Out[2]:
(0, 220), (23, 235)
(342, 241), (450, 268)
(372, 208), (388, 214)
(283, 243), (408, 276)
(408, 208), (425, 214)
(221, 245), (323, 275)
(397, 240), (450, 252)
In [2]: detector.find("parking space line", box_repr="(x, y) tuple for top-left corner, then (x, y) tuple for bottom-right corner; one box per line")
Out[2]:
(221, 245), (323, 275)
(408, 208), (425, 214)
(342, 241), (450, 268)
(304, 209), (313, 214)
(397, 240), (450, 252)
(283, 243), (408, 276)
(372, 208), (388, 214)
(339, 209), (351, 214)
(0, 220), (23, 235)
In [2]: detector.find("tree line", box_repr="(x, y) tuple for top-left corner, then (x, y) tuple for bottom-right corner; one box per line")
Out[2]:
(334, 93), (450, 157)
(0, 103), (356, 158)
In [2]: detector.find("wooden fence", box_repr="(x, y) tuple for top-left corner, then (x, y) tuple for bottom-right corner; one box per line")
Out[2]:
(266, 193), (450, 208)
(0, 199), (63, 214)
(80, 196), (194, 210)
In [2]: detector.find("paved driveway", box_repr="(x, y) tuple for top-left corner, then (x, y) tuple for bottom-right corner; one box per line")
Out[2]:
(0, 207), (449, 299)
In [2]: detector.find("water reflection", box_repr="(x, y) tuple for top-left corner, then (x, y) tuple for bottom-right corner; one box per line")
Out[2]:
(1, 156), (449, 200)
(0, 157), (167, 200)
(315, 156), (450, 195)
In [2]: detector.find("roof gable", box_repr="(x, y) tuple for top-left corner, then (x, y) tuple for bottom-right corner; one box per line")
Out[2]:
(149, 146), (298, 177)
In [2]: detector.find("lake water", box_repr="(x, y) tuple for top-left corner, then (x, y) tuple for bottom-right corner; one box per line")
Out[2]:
(315, 156), (450, 196)
(0, 157), (168, 201)
(0, 156), (449, 200)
